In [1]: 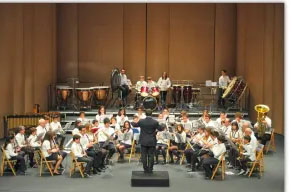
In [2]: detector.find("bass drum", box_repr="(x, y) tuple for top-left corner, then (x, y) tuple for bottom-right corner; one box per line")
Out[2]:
(223, 77), (247, 104)
(142, 96), (157, 111)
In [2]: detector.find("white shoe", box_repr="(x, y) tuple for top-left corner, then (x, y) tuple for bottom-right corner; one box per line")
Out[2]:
(238, 169), (245, 175)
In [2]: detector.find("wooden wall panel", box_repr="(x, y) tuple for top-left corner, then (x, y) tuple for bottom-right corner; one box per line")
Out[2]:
(57, 4), (78, 83)
(214, 3), (236, 79)
(78, 4), (123, 84)
(147, 3), (170, 81)
(123, 4), (146, 83)
(169, 3), (215, 82)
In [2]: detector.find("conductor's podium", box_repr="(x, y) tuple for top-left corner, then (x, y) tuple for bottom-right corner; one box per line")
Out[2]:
(131, 171), (169, 187)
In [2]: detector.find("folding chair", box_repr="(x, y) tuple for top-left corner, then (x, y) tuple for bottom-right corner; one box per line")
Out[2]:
(38, 150), (55, 176)
(69, 152), (86, 178)
(266, 130), (276, 154)
(179, 143), (190, 165)
(166, 140), (171, 163)
(248, 144), (264, 178)
(127, 139), (136, 163)
(211, 152), (226, 180)
(0, 146), (17, 176)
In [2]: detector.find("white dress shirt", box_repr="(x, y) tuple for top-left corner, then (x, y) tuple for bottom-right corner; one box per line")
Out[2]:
(50, 121), (63, 134)
(120, 74), (128, 86)
(95, 114), (112, 124)
(36, 125), (47, 139)
(242, 143), (256, 161)
(229, 130), (243, 139)
(157, 77), (171, 91)
(156, 131), (170, 145)
(147, 81), (157, 90)
(28, 135), (41, 147)
(5, 143), (18, 159)
(116, 115), (129, 126)
(136, 81), (147, 92)
(76, 117), (90, 126)
(119, 129), (133, 145)
(220, 125), (231, 137)
(211, 143), (226, 160)
(218, 75), (230, 89)
(41, 140), (51, 158)
(15, 133), (26, 148)
(254, 116), (272, 134)
(174, 131), (187, 143)
(98, 127), (115, 142)
(71, 142), (85, 158)
(80, 134), (91, 150)
(135, 113), (146, 119)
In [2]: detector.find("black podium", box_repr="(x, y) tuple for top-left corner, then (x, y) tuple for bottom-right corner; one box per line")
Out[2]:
(131, 171), (169, 187)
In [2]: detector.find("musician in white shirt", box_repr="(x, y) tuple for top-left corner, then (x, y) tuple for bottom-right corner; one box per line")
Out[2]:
(181, 114), (193, 134)
(238, 135), (256, 175)
(116, 121), (133, 161)
(72, 120), (82, 136)
(15, 126), (35, 167)
(79, 126), (103, 174)
(157, 72), (171, 107)
(77, 111), (90, 125)
(50, 115), (65, 149)
(135, 107), (146, 120)
(36, 119), (48, 140)
(202, 135), (226, 179)
(155, 124), (169, 164)
(98, 118), (117, 163)
(4, 135), (26, 175)
(216, 111), (227, 126)
(203, 114), (216, 128)
(254, 113), (272, 146)
(95, 105), (112, 126)
(71, 134), (94, 177)
(135, 76), (147, 92)
(116, 108), (129, 127)
(169, 124), (187, 164)
(119, 69), (130, 106)
(218, 69), (230, 107)
(220, 118), (231, 137)
(229, 121), (243, 143)
(28, 128), (41, 148)
(146, 77), (156, 90)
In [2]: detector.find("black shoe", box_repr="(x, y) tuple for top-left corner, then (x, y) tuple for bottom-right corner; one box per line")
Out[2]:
(96, 168), (104, 172)
(84, 173), (92, 178)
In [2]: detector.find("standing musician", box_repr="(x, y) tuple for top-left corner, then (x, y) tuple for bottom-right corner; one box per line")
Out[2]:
(116, 108), (129, 127)
(202, 135), (226, 180)
(79, 125), (103, 174)
(254, 112), (272, 146)
(95, 105), (112, 127)
(97, 118), (117, 164)
(237, 135), (256, 175)
(155, 123), (170, 164)
(169, 124), (187, 164)
(218, 69), (230, 108)
(41, 131), (63, 175)
(15, 126), (35, 168)
(36, 119), (48, 140)
(4, 135), (26, 175)
(131, 109), (162, 173)
(71, 134), (94, 178)
(116, 121), (133, 161)
(157, 72), (171, 108)
(50, 115), (65, 150)
(119, 68), (130, 106)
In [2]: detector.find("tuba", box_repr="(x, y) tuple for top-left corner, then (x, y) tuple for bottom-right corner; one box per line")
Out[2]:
(254, 104), (270, 138)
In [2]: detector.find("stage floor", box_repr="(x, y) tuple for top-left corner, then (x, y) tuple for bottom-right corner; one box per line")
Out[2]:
(0, 134), (284, 192)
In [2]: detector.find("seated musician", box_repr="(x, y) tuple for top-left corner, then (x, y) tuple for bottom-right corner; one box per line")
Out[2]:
(146, 76), (156, 90)
(185, 125), (205, 169)
(232, 112), (253, 131)
(116, 108), (129, 127)
(91, 120), (100, 134)
(28, 127), (41, 149)
(203, 114), (216, 128)
(244, 128), (258, 150)
(238, 135), (256, 175)
(169, 124), (187, 164)
(50, 115), (65, 150)
(44, 115), (51, 132)
(77, 111), (90, 125)
(51, 132), (67, 170)
(135, 107), (146, 120)
(116, 121), (133, 161)
(72, 120), (82, 136)
(119, 69), (130, 106)
(155, 124), (169, 164)
(135, 75), (147, 92)
(4, 135), (26, 175)
(162, 108), (170, 121)
(157, 72), (171, 108)
(110, 116), (121, 131)
(36, 119), (48, 140)
(41, 131), (63, 175)
(254, 112), (272, 146)
(97, 118), (117, 164)
(202, 135), (226, 180)
(181, 114), (193, 134)
(71, 134), (94, 178)
(15, 126), (35, 168)
(220, 118), (231, 137)
(95, 105), (112, 127)
(228, 122), (244, 168)
(216, 111), (227, 126)
(79, 125), (103, 174)
(198, 110), (209, 124)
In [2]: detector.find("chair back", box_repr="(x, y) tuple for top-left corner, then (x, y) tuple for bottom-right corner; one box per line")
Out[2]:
(1, 146), (8, 160)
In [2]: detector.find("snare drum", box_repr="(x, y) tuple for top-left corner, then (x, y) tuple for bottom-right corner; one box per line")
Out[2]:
(91, 86), (109, 101)
(172, 85), (182, 104)
(76, 88), (92, 102)
(182, 85), (192, 103)
(151, 87), (160, 97)
(56, 86), (72, 101)
(140, 86), (149, 97)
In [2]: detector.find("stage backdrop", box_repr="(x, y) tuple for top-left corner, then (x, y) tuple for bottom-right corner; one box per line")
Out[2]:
(0, 3), (284, 137)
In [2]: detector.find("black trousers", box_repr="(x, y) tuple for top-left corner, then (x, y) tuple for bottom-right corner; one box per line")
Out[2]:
(239, 156), (251, 171)
(258, 133), (271, 146)
(202, 157), (219, 178)
(119, 85), (129, 104)
(228, 147), (240, 167)
(11, 155), (26, 172)
(86, 149), (103, 169)
(155, 144), (167, 162)
(21, 146), (34, 167)
(99, 142), (116, 160)
(56, 134), (66, 149)
(160, 91), (167, 107)
(141, 145), (155, 172)
(218, 88), (225, 107)
(77, 156), (94, 174)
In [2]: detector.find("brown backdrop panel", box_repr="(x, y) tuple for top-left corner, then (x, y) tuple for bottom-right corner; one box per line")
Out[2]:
(123, 4), (146, 83)
(78, 4), (123, 85)
(146, 3), (170, 81)
(214, 3), (236, 80)
(169, 3), (215, 82)
(57, 4), (79, 83)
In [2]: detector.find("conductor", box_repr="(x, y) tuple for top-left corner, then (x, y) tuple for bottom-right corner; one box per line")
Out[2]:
(134, 109), (162, 173)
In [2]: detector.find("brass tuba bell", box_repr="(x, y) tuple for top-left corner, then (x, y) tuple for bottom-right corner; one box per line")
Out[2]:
(254, 104), (270, 137)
